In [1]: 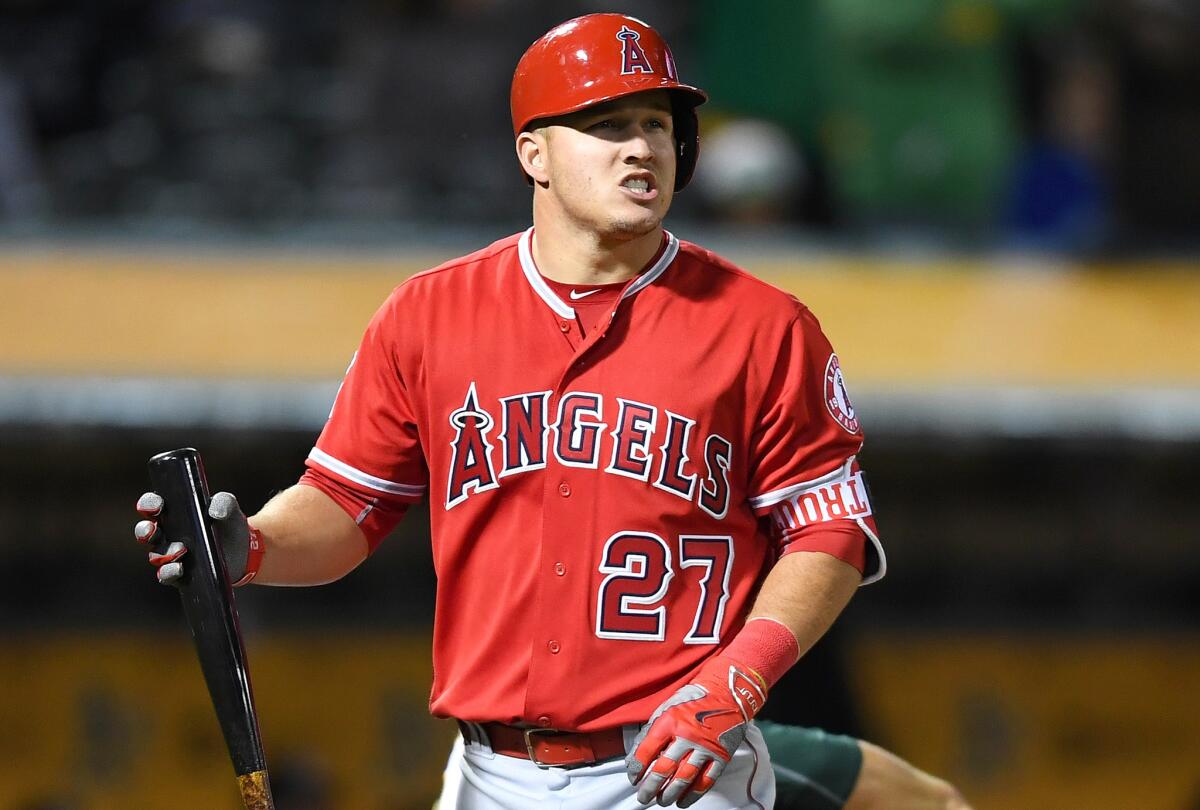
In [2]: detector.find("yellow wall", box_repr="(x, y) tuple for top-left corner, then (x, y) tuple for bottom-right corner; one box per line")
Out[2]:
(5, 632), (1198, 809)
(1, 633), (455, 810)
(2, 251), (1199, 384)
(851, 634), (1200, 810)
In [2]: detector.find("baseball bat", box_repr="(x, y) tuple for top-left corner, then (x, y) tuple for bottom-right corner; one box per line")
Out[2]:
(147, 447), (274, 810)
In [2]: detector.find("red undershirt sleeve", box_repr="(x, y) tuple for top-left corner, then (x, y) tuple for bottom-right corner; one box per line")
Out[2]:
(298, 467), (411, 553)
(775, 520), (867, 573)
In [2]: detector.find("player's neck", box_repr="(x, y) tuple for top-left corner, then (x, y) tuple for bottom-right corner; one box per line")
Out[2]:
(530, 217), (665, 285)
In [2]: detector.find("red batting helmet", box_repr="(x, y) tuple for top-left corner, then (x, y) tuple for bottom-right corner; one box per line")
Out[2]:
(511, 14), (708, 191)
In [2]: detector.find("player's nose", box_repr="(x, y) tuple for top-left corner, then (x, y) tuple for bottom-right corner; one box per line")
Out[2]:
(620, 129), (656, 164)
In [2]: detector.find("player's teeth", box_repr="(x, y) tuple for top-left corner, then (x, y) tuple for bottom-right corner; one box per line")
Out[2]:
(623, 179), (649, 191)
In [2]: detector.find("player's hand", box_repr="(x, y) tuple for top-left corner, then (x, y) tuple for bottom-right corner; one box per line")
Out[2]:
(134, 491), (263, 586)
(626, 656), (767, 808)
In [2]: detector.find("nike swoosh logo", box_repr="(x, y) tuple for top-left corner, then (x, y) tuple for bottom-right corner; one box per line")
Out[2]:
(694, 709), (738, 728)
(569, 289), (601, 300)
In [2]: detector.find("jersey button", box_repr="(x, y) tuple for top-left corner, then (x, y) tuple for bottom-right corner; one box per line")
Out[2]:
(558, 482), (571, 497)
(554, 562), (566, 576)
(559, 320), (571, 333)
(537, 715), (553, 727)
(548, 640), (561, 654)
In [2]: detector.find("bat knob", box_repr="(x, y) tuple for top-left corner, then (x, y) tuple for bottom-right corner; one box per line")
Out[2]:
(238, 770), (275, 809)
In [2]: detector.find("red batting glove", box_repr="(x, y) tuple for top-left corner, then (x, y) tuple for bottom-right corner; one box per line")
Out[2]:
(626, 655), (768, 808)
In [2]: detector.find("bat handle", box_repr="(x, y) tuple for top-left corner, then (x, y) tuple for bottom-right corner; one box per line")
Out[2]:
(147, 448), (274, 809)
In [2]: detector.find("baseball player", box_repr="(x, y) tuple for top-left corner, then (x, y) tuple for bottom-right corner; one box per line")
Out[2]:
(135, 14), (885, 809)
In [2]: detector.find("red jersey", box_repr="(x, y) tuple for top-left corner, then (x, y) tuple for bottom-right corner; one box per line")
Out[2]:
(302, 228), (884, 731)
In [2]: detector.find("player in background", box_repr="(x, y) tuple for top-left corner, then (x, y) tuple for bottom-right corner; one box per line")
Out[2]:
(758, 722), (971, 810)
(136, 14), (891, 808)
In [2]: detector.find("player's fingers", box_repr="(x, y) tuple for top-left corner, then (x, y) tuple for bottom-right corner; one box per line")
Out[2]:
(637, 738), (694, 805)
(636, 753), (680, 806)
(208, 491), (244, 523)
(134, 519), (158, 545)
(676, 760), (722, 808)
(703, 755), (726, 785)
(156, 561), (183, 585)
(657, 757), (702, 807)
(148, 541), (187, 568)
(627, 723), (672, 785)
(136, 492), (163, 517)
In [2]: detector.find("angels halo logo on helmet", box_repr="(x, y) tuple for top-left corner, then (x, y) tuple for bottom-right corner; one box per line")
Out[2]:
(616, 25), (654, 75)
(510, 13), (708, 191)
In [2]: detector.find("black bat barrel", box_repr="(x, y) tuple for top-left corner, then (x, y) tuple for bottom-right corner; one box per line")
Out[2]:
(147, 448), (271, 800)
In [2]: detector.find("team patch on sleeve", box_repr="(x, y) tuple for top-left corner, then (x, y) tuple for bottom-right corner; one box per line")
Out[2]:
(823, 354), (860, 435)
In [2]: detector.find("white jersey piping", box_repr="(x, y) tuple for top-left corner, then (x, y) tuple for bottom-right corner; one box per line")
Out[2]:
(516, 227), (680, 318)
(518, 228), (575, 319)
(858, 516), (887, 586)
(621, 231), (679, 299)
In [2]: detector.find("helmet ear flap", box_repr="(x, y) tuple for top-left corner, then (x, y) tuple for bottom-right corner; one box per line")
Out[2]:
(671, 98), (701, 192)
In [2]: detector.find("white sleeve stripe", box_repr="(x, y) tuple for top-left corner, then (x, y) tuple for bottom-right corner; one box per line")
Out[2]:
(747, 456), (857, 510)
(307, 448), (426, 497)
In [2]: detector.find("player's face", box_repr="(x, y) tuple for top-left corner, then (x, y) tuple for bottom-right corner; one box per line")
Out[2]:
(538, 91), (677, 241)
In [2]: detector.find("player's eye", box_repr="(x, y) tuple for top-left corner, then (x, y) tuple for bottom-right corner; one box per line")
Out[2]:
(643, 114), (674, 134)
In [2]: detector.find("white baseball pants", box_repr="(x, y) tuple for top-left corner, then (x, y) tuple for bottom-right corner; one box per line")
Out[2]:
(436, 722), (775, 809)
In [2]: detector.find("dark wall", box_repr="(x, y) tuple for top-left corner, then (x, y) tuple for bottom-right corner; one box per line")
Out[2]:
(4, 423), (1197, 736)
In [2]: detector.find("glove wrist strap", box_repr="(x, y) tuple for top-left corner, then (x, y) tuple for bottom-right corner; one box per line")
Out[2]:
(232, 526), (265, 587)
(718, 617), (800, 689)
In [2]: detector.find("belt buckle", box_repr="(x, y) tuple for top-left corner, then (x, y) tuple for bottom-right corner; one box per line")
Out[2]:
(523, 727), (564, 769)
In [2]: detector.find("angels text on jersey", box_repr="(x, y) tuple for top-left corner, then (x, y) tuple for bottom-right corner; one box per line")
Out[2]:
(446, 382), (733, 517)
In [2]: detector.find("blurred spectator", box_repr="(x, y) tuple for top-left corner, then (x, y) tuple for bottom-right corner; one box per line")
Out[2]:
(693, 118), (808, 225)
(1004, 37), (1114, 252)
(815, 0), (1082, 236)
(694, 0), (833, 227)
(697, 0), (1086, 239)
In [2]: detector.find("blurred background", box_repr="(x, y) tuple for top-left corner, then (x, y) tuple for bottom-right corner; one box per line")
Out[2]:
(0, 0), (1198, 808)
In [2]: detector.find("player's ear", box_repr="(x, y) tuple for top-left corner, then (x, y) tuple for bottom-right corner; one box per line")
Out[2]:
(516, 130), (550, 185)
